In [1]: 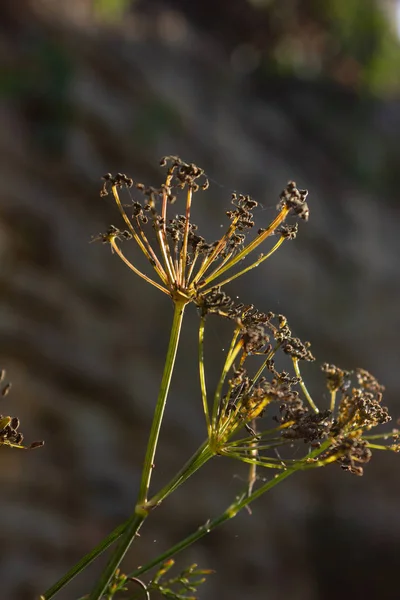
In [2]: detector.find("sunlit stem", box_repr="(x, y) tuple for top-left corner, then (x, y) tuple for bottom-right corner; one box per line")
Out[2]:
(42, 523), (127, 599)
(247, 444), (257, 500)
(134, 217), (167, 279)
(362, 432), (397, 441)
(180, 187), (193, 287)
(330, 390), (337, 413)
(199, 251), (233, 287)
(226, 426), (294, 449)
(198, 316), (211, 436)
(130, 470), (295, 582)
(225, 439), (288, 452)
(224, 453), (286, 469)
(111, 185), (167, 284)
(203, 236), (285, 290)
(212, 327), (242, 431)
(227, 435), (285, 448)
(366, 443), (393, 451)
(205, 207), (289, 283)
(161, 184), (169, 232)
(292, 357), (319, 413)
(110, 238), (170, 296)
(217, 380), (236, 433)
(42, 440), (211, 600)
(0, 441), (29, 449)
(173, 242), (179, 280)
(217, 405), (240, 439)
(88, 301), (187, 600)
(146, 441), (214, 509)
(155, 185), (179, 286)
(45, 434), (321, 598)
(191, 217), (241, 285)
(130, 441), (331, 583)
(248, 344), (280, 394)
(185, 251), (199, 285)
(240, 418), (258, 504)
(156, 228), (177, 287)
(139, 300), (187, 503)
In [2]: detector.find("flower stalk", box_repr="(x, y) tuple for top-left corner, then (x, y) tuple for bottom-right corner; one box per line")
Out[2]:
(42, 437), (213, 600)
(41, 157), (399, 600)
(88, 299), (188, 600)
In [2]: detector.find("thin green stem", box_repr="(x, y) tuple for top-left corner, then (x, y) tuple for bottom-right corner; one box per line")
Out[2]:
(88, 512), (146, 600)
(111, 185), (167, 285)
(201, 207), (290, 285)
(139, 300), (187, 504)
(212, 333), (242, 431)
(42, 522), (127, 599)
(180, 187), (193, 287)
(156, 228), (177, 286)
(111, 238), (170, 296)
(330, 389), (337, 413)
(366, 442), (393, 451)
(224, 453), (286, 469)
(147, 441), (214, 509)
(226, 434), (282, 446)
(362, 432), (398, 440)
(246, 419), (258, 502)
(88, 300), (187, 600)
(203, 236), (285, 290)
(129, 442), (331, 582)
(247, 344), (280, 394)
(198, 316), (211, 436)
(185, 251), (199, 285)
(191, 219), (240, 285)
(198, 251), (233, 287)
(42, 440), (212, 600)
(292, 357), (319, 413)
(130, 469), (294, 581)
(224, 441), (287, 452)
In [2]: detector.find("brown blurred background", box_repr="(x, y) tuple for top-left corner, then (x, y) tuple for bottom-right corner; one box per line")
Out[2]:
(1, 1), (400, 598)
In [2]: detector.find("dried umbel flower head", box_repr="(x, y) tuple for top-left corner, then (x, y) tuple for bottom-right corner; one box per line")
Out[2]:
(97, 157), (309, 306)
(0, 370), (44, 450)
(196, 301), (396, 476)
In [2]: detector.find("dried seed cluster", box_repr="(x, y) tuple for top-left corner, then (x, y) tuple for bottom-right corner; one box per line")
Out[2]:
(278, 181), (309, 221)
(96, 157), (397, 480)
(199, 289), (315, 362)
(0, 370), (44, 450)
(97, 157), (309, 303)
(201, 298), (396, 476)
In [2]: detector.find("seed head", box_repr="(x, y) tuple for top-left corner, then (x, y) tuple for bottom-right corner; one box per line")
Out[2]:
(98, 157), (310, 306)
(0, 370), (44, 451)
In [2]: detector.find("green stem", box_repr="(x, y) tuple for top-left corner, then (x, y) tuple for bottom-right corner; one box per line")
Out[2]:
(42, 441), (212, 600)
(130, 468), (294, 581)
(90, 512), (147, 600)
(203, 236), (285, 290)
(292, 357), (319, 413)
(87, 300), (187, 600)
(248, 344), (280, 394)
(330, 389), (337, 413)
(147, 441), (214, 509)
(198, 316), (211, 436)
(201, 207), (289, 284)
(212, 328), (242, 431)
(139, 299), (188, 503)
(129, 441), (332, 582)
(42, 522), (127, 599)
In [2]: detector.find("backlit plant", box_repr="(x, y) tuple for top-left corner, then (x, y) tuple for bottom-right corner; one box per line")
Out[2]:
(40, 157), (398, 600)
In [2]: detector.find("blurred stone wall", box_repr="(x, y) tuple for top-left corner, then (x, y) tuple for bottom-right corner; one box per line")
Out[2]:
(0, 1), (399, 599)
